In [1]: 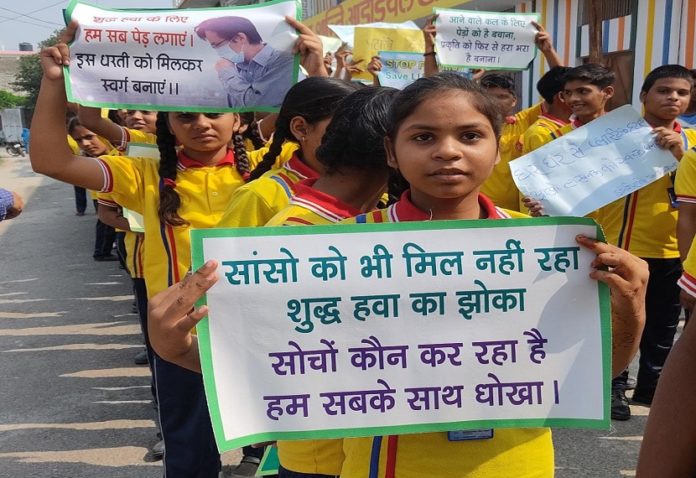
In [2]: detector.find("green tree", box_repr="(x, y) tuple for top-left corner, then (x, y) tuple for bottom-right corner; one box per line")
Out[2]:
(11, 30), (62, 110)
(0, 90), (26, 108)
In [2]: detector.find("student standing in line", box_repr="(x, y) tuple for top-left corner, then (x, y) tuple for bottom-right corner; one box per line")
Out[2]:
(524, 65), (696, 421)
(422, 18), (562, 211)
(147, 74), (647, 478)
(30, 20), (327, 478)
(217, 77), (358, 229)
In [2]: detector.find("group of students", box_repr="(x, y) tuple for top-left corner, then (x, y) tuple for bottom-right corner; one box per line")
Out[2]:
(26, 13), (696, 478)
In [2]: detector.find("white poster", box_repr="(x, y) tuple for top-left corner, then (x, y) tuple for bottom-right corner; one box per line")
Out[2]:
(191, 218), (611, 451)
(435, 9), (539, 70)
(510, 105), (679, 217)
(66, 0), (300, 112)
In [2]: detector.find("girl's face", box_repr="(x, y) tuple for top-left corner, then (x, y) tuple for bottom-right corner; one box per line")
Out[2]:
(167, 112), (239, 154)
(70, 125), (109, 157)
(125, 110), (157, 133)
(387, 90), (499, 208)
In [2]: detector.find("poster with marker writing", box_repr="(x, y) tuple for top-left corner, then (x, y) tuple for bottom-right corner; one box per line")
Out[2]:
(191, 218), (611, 452)
(434, 9), (539, 70)
(65, 0), (301, 112)
(509, 105), (679, 217)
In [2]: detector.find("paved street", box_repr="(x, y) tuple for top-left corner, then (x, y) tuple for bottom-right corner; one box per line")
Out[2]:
(0, 151), (672, 477)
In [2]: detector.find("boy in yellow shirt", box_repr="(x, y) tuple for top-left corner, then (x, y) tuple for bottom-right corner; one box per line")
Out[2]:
(521, 66), (572, 156)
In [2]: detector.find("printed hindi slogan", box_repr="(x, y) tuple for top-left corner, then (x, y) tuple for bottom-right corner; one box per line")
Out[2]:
(435, 9), (539, 70)
(509, 105), (679, 217)
(65, 0), (300, 112)
(190, 218), (611, 452)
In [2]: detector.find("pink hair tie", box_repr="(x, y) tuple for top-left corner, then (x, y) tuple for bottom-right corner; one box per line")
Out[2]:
(242, 172), (251, 182)
(162, 178), (176, 188)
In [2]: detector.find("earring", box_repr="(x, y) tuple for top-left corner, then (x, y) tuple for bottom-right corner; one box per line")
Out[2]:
(301, 136), (306, 142)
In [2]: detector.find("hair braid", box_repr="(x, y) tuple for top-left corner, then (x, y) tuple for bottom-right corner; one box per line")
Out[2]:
(247, 120), (265, 150)
(232, 133), (251, 181)
(248, 122), (289, 181)
(156, 112), (188, 227)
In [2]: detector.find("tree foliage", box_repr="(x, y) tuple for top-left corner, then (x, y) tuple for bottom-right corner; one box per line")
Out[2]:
(0, 90), (26, 109)
(11, 30), (62, 110)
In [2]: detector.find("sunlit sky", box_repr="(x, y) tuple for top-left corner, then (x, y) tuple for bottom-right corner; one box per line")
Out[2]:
(0, 0), (175, 51)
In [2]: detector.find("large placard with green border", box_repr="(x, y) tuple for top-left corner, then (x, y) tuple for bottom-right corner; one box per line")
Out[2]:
(190, 217), (610, 452)
(64, 0), (301, 113)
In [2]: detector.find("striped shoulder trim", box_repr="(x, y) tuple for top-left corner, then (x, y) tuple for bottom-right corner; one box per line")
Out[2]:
(290, 196), (345, 223)
(269, 174), (294, 199)
(387, 204), (398, 222)
(678, 271), (696, 298)
(495, 207), (512, 218)
(97, 198), (118, 207)
(284, 216), (314, 226)
(676, 194), (696, 204)
(95, 158), (114, 193)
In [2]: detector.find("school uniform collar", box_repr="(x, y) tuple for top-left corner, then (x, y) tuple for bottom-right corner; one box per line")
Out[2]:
(391, 190), (503, 222)
(540, 112), (570, 127)
(291, 179), (362, 221)
(283, 152), (320, 180)
(644, 119), (683, 132)
(176, 148), (235, 170)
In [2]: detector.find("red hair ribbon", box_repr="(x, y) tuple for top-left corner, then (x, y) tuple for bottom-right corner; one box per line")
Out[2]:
(162, 178), (176, 188)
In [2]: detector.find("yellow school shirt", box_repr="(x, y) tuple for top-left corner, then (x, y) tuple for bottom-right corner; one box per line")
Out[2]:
(96, 148), (256, 298)
(122, 128), (157, 146)
(96, 194), (145, 279)
(217, 147), (311, 229)
(521, 112), (569, 156)
(675, 146), (696, 204)
(266, 179), (359, 475)
(481, 103), (543, 211)
(597, 125), (696, 258)
(676, 147), (696, 295)
(678, 239), (696, 297)
(340, 191), (552, 478)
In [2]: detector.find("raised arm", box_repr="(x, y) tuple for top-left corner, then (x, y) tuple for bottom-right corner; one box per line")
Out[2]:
(576, 235), (648, 377)
(423, 16), (439, 77)
(286, 17), (329, 78)
(77, 106), (124, 148)
(532, 22), (562, 68)
(30, 22), (106, 191)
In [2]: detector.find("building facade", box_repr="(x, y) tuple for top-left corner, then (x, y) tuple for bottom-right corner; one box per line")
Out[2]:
(175, 0), (696, 108)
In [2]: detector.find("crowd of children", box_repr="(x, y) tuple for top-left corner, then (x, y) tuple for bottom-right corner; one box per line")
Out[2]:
(26, 11), (696, 478)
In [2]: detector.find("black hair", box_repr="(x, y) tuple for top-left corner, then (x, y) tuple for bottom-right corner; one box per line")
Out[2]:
(315, 86), (398, 175)
(386, 72), (502, 142)
(480, 74), (516, 94)
(67, 116), (82, 135)
(108, 109), (124, 126)
(155, 112), (250, 226)
(194, 16), (262, 44)
(239, 112), (265, 150)
(248, 77), (359, 181)
(641, 64), (695, 94)
(564, 63), (615, 89)
(536, 66), (572, 103)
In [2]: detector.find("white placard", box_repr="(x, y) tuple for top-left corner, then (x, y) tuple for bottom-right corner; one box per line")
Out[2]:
(510, 105), (679, 217)
(191, 218), (611, 451)
(435, 9), (539, 70)
(66, 0), (300, 112)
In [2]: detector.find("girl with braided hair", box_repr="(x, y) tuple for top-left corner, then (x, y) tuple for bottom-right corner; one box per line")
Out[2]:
(31, 29), (276, 475)
(217, 76), (358, 228)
